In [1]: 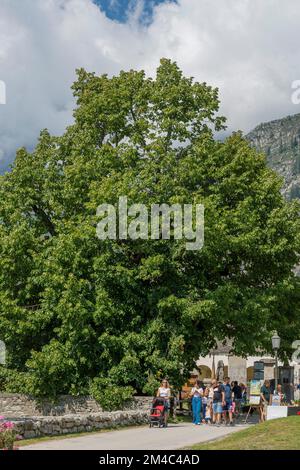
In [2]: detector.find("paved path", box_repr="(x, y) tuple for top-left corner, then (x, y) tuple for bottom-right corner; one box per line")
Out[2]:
(23, 422), (250, 450)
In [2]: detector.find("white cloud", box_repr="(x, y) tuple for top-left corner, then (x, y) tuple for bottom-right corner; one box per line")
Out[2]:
(1, 0), (300, 168)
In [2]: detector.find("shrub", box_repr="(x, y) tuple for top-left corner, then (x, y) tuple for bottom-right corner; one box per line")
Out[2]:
(0, 366), (32, 394)
(142, 375), (161, 397)
(90, 378), (135, 411)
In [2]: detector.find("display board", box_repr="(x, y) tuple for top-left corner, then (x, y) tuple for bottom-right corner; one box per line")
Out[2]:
(249, 379), (261, 396)
(249, 395), (260, 405)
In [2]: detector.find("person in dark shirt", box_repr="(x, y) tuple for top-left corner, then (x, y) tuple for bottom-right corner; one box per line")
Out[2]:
(223, 377), (234, 425)
(232, 380), (242, 416)
(211, 379), (225, 426)
(260, 380), (272, 422)
(232, 381), (242, 399)
(261, 380), (271, 403)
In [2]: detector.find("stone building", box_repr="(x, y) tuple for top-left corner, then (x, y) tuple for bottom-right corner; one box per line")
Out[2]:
(194, 340), (300, 390)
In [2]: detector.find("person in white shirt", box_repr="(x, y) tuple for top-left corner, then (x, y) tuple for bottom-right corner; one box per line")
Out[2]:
(156, 379), (171, 426)
(190, 379), (203, 425)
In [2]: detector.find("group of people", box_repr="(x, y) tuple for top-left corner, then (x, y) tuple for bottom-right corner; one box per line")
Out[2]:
(155, 376), (300, 427)
(190, 377), (246, 426)
(155, 377), (246, 427)
(259, 379), (292, 421)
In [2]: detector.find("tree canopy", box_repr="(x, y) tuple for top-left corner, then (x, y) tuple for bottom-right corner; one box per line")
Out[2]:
(0, 59), (300, 406)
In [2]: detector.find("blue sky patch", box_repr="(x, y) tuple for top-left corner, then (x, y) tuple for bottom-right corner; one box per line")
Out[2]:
(94, 0), (176, 25)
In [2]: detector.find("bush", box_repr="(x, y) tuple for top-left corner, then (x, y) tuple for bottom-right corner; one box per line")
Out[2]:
(90, 378), (135, 411)
(0, 366), (32, 394)
(142, 375), (161, 397)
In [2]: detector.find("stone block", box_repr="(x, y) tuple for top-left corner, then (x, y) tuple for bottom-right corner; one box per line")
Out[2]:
(24, 430), (36, 439)
(228, 355), (247, 384)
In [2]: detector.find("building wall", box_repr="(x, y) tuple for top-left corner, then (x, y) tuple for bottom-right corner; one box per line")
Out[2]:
(196, 355), (300, 384)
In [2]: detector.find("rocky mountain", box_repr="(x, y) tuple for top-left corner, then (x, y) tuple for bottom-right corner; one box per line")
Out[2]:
(246, 113), (300, 199)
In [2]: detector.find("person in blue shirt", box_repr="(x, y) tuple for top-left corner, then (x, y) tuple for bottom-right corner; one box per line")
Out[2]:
(223, 377), (234, 426)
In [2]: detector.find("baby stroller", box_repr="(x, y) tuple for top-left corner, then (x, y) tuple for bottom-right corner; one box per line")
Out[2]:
(149, 397), (168, 428)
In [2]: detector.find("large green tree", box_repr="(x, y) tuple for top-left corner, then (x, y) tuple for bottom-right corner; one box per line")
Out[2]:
(1, 59), (300, 405)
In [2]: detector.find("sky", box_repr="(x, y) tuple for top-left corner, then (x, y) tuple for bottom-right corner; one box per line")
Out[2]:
(0, 0), (300, 170)
(94, 0), (176, 24)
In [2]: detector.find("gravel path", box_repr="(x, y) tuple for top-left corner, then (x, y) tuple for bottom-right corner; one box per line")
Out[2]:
(23, 421), (250, 450)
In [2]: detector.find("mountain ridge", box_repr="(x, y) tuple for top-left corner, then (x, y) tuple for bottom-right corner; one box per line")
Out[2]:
(246, 112), (300, 199)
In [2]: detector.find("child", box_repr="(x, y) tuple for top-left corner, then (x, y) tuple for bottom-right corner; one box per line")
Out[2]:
(205, 400), (212, 424)
(201, 388), (208, 423)
(203, 388), (212, 424)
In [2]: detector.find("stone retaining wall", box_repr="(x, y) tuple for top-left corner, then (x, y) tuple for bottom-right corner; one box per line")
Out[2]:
(11, 410), (149, 439)
(0, 393), (153, 418)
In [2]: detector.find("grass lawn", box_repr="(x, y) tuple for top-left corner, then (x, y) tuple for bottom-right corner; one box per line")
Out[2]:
(189, 416), (300, 450)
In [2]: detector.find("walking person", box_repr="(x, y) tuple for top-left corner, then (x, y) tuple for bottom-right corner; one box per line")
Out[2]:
(211, 379), (225, 426)
(190, 379), (203, 425)
(223, 377), (234, 425)
(240, 383), (247, 407)
(232, 381), (243, 417)
(156, 379), (171, 427)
